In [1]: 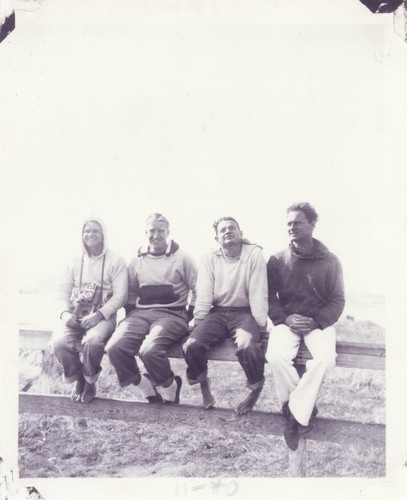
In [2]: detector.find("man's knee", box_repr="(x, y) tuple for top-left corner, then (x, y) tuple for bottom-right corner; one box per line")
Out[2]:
(266, 347), (292, 367)
(106, 336), (125, 360)
(83, 335), (105, 352)
(314, 351), (336, 370)
(183, 336), (203, 358)
(138, 339), (161, 360)
(52, 334), (71, 355)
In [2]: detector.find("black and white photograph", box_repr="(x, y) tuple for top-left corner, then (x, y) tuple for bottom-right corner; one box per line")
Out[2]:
(1, 0), (406, 499)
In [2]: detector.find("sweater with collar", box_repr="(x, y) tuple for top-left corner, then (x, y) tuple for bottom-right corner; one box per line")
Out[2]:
(267, 238), (345, 329)
(193, 242), (268, 328)
(127, 240), (197, 309)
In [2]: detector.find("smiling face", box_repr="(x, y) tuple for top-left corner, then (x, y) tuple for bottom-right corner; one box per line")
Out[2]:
(286, 210), (315, 245)
(82, 221), (104, 254)
(215, 219), (243, 248)
(146, 220), (170, 254)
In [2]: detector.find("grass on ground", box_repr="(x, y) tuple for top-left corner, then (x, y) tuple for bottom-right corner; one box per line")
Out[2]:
(18, 319), (385, 478)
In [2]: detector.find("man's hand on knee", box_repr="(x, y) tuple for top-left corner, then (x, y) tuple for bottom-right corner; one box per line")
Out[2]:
(80, 311), (103, 330)
(62, 312), (80, 329)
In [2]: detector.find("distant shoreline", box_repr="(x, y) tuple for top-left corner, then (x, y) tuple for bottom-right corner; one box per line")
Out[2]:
(17, 290), (386, 328)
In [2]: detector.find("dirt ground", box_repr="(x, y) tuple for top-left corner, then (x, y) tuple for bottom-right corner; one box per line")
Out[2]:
(19, 319), (385, 478)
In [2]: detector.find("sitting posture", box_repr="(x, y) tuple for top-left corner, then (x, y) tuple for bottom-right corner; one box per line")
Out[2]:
(53, 220), (128, 403)
(107, 213), (197, 403)
(184, 216), (268, 415)
(266, 202), (345, 450)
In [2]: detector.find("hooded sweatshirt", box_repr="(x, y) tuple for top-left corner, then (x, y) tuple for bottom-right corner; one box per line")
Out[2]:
(267, 238), (345, 330)
(55, 229), (128, 320)
(127, 240), (197, 309)
(193, 242), (268, 328)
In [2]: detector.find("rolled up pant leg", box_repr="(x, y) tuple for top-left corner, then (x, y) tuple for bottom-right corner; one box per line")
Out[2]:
(106, 312), (150, 387)
(81, 318), (116, 383)
(230, 312), (265, 390)
(184, 312), (228, 384)
(139, 309), (189, 387)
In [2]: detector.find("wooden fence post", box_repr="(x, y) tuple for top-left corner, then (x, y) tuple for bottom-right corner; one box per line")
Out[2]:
(288, 436), (307, 477)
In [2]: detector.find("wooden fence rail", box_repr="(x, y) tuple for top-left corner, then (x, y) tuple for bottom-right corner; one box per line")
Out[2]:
(19, 327), (385, 369)
(18, 327), (385, 477)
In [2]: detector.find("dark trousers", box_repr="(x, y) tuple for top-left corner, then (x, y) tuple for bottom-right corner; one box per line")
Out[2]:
(53, 318), (116, 384)
(106, 308), (189, 388)
(184, 309), (265, 390)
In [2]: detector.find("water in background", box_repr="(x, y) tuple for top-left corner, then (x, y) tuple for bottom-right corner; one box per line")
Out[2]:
(18, 290), (386, 329)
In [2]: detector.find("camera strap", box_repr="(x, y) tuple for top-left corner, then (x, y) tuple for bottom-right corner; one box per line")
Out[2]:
(79, 252), (106, 306)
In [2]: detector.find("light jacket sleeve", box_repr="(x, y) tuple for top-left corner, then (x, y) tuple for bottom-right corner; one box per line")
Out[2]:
(267, 255), (289, 326)
(315, 256), (345, 329)
(99, 255), (128, 320)
(182, 253), (198, 306)
(193, 254), (215, 321)
(248, 248), (268, 328)
(54, 260), (76, 317)
(126, 258), (139, 306)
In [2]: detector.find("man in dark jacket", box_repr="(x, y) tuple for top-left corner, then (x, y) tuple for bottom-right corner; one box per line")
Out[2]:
(267, 202), (345, 451)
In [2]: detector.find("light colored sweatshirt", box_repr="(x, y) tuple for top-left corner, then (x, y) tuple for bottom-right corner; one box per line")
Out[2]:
(194, 243), (268, 328)
(127, 240), (197, 309)
(55, 247), (128, 320)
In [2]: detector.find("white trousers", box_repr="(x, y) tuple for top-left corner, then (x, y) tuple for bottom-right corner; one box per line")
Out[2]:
(266, 324), (336, 426)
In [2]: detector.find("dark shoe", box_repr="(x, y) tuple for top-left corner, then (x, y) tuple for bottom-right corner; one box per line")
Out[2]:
(146, 394), (164, 404)
(298, 422), (313, 435)
(298, 406), (318, 434)
(143, 373), (163, 403)
(282, 401), (289, 419)
(284, 407), (300, 451)
(164, 375), (182, 404)
(283, 403), (318, 420)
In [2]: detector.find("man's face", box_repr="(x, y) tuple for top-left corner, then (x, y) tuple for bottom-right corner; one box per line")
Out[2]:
(216, 219), (243, 248)
(146, 220), (170, 253)
(286, 210), (315, 244)
(83, 222), (103, 250)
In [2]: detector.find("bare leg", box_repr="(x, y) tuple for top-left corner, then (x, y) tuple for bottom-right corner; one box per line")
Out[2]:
(200, 378), (216, 409)
(235, 386), (263, 416)
(70, 375), (85, 402)
(81, 382), (96, 403)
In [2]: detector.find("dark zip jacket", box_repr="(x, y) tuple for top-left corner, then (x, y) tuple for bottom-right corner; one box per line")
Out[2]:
(267, 238), (345, 330)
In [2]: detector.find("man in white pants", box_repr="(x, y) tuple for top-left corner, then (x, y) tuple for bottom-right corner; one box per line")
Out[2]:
(266, 202), (345, 450)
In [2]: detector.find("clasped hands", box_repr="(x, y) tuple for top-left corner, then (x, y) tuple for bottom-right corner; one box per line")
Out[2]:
(285, 314), (317, 335)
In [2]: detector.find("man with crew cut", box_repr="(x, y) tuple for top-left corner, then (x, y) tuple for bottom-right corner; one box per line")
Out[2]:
(184, 216), (268, 416)
(107, 213), (197, 404)
(266, 202), (345, 450)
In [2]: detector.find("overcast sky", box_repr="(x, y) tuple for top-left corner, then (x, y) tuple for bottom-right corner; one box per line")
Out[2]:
(1, 0), (403, 297)
(2, 1), (407, 497)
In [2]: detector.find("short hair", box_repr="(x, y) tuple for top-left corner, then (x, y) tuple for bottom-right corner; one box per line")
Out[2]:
(82, 219), (104, 234)
(287, 202), (319, 223)
(145, 213), (170, 228)
(213, 216), (240, 234)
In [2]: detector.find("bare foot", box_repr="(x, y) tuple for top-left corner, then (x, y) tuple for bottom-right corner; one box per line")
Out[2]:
(70, 376), (85, 402)
(200, 379), (216, 409)
(81, 382), (96, 403)
(235, 386), (263, 416)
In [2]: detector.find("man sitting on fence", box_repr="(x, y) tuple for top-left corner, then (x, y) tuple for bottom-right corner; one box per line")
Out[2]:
(184, 216), (268, 416)
(266, 202), (345, 450)
(106, 213), (197, 404)
(53, 219), (128, 404)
